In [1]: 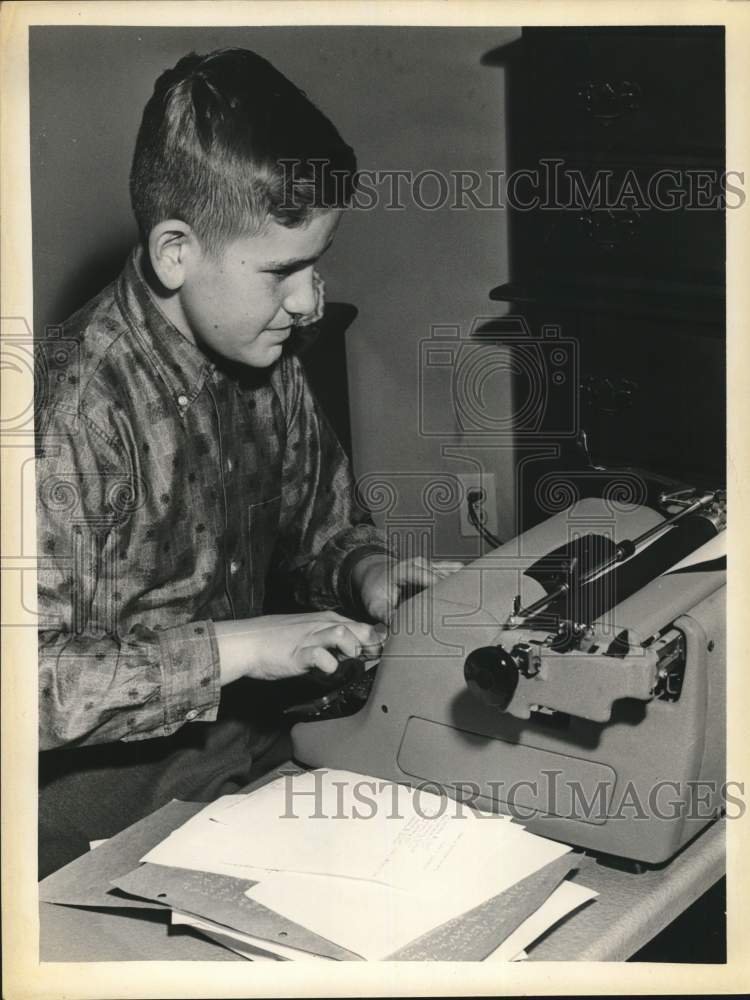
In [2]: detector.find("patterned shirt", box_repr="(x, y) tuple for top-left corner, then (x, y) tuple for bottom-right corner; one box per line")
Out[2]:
(36, 250), (389, 750)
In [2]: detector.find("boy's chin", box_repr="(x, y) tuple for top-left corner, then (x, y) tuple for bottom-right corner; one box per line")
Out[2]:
(236, 343), (284, 368)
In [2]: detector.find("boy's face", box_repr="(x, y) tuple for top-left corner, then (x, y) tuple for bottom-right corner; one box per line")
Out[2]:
(179, 209), (341, 368)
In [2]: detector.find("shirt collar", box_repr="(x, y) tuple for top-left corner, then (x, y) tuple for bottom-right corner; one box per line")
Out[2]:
(115, 248), (215, 410)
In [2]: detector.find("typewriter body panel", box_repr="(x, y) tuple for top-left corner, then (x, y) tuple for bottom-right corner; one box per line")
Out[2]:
(292, 496), (726, 864)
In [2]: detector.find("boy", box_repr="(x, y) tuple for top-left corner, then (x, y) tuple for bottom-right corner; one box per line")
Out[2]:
(37, 48), (449, 875)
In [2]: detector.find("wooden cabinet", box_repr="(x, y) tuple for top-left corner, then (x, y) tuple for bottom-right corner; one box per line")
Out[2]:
(489, 27), (725, 530)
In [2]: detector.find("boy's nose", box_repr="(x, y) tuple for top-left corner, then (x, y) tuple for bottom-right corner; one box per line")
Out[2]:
(282, 267), (317, 321)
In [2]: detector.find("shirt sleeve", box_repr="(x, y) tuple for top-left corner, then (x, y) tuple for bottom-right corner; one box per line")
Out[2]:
(273, 355), (394, 614)
(37, 407), (221, 750)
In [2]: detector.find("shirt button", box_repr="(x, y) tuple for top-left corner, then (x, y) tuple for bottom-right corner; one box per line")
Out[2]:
(185, 709), (198, 721)
(229, 560), (240, 575)
(177, 394), (189, 408)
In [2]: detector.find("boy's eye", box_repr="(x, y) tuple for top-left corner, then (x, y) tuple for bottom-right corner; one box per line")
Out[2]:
(268, 268), (294, 281)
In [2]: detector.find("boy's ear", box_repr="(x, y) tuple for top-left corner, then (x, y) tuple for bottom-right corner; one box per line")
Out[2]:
(148, 220), (197, 291)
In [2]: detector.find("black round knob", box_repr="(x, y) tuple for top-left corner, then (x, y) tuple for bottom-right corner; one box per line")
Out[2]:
(464, 645), (519, 711)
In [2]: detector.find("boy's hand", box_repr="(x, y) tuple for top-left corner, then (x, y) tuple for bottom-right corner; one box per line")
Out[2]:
(351, 555), (464, 624)
(214, 612), (384, 686)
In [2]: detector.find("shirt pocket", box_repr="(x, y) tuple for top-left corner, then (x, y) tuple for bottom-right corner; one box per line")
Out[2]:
(247, 494), (282, 613)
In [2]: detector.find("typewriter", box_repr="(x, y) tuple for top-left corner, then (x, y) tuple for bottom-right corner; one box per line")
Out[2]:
(291, 485), (726, 864)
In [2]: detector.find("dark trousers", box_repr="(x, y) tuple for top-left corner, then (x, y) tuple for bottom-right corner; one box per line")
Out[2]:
(39, 679), (297, 878)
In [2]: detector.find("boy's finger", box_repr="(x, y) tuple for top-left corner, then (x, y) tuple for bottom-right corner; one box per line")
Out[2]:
(395, 561), (441, 587)
(365, 593), (396, 626)
(310, 623), (362, 659)
(431, 560), (465, 575)
(347, 621), (386, 651)
(302, 645), (340, 675)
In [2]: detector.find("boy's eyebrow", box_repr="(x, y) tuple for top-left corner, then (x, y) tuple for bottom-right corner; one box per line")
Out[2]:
(260, 235), (335, 271)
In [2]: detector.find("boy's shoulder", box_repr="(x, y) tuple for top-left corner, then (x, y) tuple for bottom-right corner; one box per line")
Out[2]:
(39, 266), (159, 450)
(46, 277), (133, 404)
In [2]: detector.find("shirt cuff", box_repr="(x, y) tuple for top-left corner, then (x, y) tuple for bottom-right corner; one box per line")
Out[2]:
(121, 620), (221, 741)
(336, 543), (393, 621)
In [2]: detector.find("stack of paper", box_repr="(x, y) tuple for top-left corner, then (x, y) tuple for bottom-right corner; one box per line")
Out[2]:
(169, 911), (336, 961)
(131, 769), (596, 960)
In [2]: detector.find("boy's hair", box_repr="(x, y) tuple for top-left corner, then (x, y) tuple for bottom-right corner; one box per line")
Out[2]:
(130, 48), (357, 253)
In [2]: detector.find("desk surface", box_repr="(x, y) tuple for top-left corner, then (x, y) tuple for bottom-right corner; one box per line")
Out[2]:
(39, 798), (725, 963)
(527, 819), (724, 961)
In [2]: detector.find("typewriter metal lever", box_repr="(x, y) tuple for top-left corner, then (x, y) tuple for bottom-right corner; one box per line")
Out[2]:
(464, 630), (659, 723)
(283, 654), (380, 721)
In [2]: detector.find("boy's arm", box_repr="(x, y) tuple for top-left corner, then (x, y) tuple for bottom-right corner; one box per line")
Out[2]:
(273, 355), (393, 616)
(37, 409), (221, 749)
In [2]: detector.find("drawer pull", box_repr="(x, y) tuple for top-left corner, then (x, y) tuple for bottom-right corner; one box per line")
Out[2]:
(575, 210), (640, 251)
(580, 374), (639, 416)
(576, 80), (642, 122)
